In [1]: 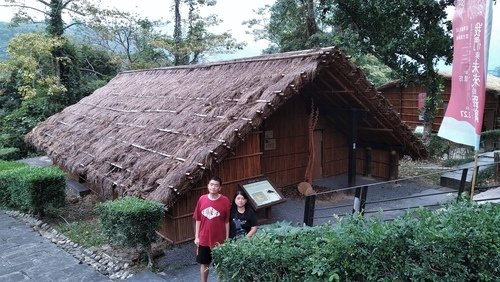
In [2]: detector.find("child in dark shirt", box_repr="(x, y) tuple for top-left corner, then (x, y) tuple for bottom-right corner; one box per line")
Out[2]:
(229, 190), (257, 239)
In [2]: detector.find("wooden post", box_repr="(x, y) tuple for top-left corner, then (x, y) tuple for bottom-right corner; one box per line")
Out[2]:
(348, 110), (359, 187)
(495, 152), (499, 182)
(389, 150), (397, 180)
(364, 147), (372, 177)
(470, 151), (479, 197)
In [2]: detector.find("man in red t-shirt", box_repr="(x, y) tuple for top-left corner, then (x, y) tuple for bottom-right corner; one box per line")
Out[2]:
(193, 176), (230, 282)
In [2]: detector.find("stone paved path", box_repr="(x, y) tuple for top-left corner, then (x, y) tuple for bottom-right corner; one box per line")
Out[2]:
(0, 211), (110, 282)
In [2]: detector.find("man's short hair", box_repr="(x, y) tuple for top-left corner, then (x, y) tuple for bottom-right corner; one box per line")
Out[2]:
(209, 176), (222, 186)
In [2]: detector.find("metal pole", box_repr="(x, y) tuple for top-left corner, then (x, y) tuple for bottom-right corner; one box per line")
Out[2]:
(360, 186), (368, 215)
(303, 194), (316, 227)
(457, 168), (468, 201)
(352, 187), (361, 213)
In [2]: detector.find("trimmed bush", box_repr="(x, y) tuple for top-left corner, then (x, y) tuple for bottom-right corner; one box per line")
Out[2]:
(97, 196), (164, 268)
(213, 201), (500, 281)
(0, 147), (21, 160)
(6, 166), (66, 215)
(0, 161), (27, 207)
(0, 160), (26, 171)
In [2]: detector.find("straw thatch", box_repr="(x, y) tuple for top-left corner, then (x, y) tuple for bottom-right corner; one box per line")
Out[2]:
(26, 46), (426, 207)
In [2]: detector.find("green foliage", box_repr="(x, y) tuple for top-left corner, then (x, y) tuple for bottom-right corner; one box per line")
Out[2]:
(481, 129), (500, 139)
(0, 32), (67, 99)
(0, 160), (26, 207)
(427, 134), (450, 160)
(352, 54), (395, 86)
(0, 147), (21, 160)
(0, 33), (118, 157)
(267, 0), (321, 51)
(213, 201), (500, 281)
(0, 173), (12, 207)
(481, 129), (500, 150)
(477, 166), (495, 186)
(55, 220), (107, 247)
(0, 160), (26, 171)
(46, 0), (64, 36)
(0, 95), (65, 154)
(0, 22), (44, 60)
(247, 0), (396, 85)
(328, 0), (452, 133)
(97, 196), (164, 248)
(1, 166), (66, 215)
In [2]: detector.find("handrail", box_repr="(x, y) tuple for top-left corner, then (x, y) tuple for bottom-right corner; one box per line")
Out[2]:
(303, 158), (499, 226)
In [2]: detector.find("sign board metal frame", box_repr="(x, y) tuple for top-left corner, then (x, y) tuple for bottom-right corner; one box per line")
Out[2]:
(238, 177), (286, 210)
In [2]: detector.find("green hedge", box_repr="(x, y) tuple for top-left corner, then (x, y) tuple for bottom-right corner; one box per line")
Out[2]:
(1, 166), (66, 214)
(0, 161), (27, 207)
(98, 196), (164, 248)
(0, 147), (21, 161)
(0, 160), (26, 171)
(213, 201), (500, 281)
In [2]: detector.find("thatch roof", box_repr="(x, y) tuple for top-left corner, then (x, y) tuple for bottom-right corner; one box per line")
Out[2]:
(378, 71), (500, 94)
(26, 47), (426, 207)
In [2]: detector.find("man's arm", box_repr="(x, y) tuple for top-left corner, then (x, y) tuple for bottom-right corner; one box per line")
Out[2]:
(225, 221), (229, 240)
(194, 220), (201, 245)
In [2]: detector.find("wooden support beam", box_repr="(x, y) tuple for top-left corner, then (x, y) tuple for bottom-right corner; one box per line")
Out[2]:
(359, 127), (393, 132)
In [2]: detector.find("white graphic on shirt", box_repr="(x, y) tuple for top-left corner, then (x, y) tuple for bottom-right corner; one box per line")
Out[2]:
(201, 206), (220, 219)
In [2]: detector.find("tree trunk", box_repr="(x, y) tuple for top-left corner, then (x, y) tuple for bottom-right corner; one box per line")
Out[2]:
(173, 0), (183, 66)
(304, 0), (319, 38)
(47, 0), (64, 36)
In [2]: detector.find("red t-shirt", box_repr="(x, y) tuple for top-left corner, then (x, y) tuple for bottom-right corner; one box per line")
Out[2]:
(193, 194), (230, 248)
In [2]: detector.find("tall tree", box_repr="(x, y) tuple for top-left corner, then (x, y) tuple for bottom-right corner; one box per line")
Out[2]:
(81, 0), (245, 68)
(166, 0), (245, 66)
(267, 0), (323, 51)
(244, 0), (395, 84)
(82, 11), (171, 70)
(327, 0), (454, 141)
(0, 32), (118, 153)
(173, 0), (185, 65)
(0, 0), (121, 102)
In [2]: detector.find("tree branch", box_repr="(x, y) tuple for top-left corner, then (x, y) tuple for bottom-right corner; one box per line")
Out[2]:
(0, 4), (49, 16)
(62, 0), (74, 9)
(63, 21), (82, 30)
(80, 68), (105, 77)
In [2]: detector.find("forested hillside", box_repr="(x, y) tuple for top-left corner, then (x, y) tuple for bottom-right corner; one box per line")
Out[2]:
(0, 22), (44, 60)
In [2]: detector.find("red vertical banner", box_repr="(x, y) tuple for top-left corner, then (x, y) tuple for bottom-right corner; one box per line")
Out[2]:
(438, 0), (493, 149)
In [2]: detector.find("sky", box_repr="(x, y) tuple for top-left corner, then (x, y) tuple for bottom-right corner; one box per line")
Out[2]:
(0, 0), (275, 61)
(0, 0), (498, 69)
(99, 0), (276, 60)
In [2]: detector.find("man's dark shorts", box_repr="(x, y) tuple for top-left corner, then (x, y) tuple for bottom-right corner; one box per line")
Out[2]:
(196, 245), (212, 265)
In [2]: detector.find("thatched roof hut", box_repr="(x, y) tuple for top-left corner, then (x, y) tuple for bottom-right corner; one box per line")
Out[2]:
(26, 47), (426, 209)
